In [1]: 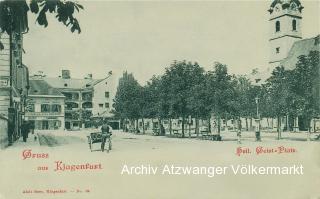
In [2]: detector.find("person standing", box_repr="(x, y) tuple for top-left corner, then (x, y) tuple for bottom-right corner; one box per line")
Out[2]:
(21, 121), (29, 142)
(7, 118), (14, 146)
(100, 121), (112, 152)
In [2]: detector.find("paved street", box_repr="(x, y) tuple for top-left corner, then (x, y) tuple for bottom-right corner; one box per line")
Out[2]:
(0, 130), (319, 199)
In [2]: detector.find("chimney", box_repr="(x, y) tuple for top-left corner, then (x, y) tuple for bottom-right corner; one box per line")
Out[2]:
(84, 74), (93, 79)
(62, 70), (70, 79)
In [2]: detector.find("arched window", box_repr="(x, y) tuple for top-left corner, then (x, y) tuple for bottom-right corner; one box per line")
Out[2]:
(292, 19), (297, 31)
(275, 21), (280, 32)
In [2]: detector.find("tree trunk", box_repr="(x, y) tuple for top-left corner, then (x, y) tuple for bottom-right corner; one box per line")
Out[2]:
(250, 117), (253, 131)
(195, 118), (199, 137)
(217, 115), (221, 135)
(142, 118), (145, 134)
(224, 117), (227, 132)
(286, 114), (289, 132)
(182, 116), (185, 138)
(208, 116), (211, 133)
(151, 118), (154, 130)
(245, 118), (248, 131)
(122, 118), (126, 131)
(277, 116), (281, 140)
(169, 118), (172, 135)
(188, 116), (191, 138)
(136, 119), (139, 133)
(308, 118), (312, 141)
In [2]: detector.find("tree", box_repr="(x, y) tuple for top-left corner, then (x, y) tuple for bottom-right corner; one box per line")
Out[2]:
(290, 51), (320, 132)
(265, 66), (294, 138)
(0, 0), (83, 50)
(143, 76), (168, 133)
(113, 71), (143, 132)
(206, 62), (235, 136)
(233, 75), (257, 131)
(187, 74), (210, 136)
(161, 60), (205, 137)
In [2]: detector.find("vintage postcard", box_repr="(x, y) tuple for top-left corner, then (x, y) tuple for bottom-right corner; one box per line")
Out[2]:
(0, 0), (319, 199)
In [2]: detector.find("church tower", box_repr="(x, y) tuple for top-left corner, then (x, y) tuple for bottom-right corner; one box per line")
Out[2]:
(268, 0), (303, 68)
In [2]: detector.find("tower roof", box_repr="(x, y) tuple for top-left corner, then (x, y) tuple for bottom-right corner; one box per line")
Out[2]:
(269, 0), (303, 13)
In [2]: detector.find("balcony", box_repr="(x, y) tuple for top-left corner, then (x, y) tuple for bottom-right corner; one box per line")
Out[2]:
(65, 102), (79, 111)
(82, 92), (93, 102)
(62, 92), (80, 101)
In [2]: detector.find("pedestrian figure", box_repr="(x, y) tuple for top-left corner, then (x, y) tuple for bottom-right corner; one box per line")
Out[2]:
(237, 131), (241, 144)
(21, 121), (29, 142)
(7, 118), (14, 146)
(100, 120), (112, 152)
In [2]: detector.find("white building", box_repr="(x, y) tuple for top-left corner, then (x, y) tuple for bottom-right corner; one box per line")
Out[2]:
(268, 0), (303, 69)
(90, 71), (120, 129)
(25, 80), (65, 130)
(40, 70), (119, 130)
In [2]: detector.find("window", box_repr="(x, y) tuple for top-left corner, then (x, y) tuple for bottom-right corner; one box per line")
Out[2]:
(105, 103), (110, 108)
(275, 21), (280, 32)
(26, 104), (35, 112)
(51, 104), (61, 112)
(42, 121), (49, 130)
(292, 19), (297, 31)
(41, 104), (50, 112)
(99, 104), (103, 108)
(276, 47), (280, 54)
(105, 92), (110, 98)
(64, 83), (68, 87)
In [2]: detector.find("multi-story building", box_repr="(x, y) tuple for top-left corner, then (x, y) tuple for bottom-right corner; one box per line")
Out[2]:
(42, 70), (119, 130)
(25, 79), (65, 130)
(90, 71), (120, 129)
(0, 32), (29, 147)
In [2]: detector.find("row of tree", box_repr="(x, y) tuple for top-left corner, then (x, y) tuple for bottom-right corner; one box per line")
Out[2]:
(113, 51), (320, 137)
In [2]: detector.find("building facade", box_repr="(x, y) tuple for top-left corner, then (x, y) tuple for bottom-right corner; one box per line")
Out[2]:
(268, 0), (303, 68)
(42, 70), (119, 130)
(25, 80), (65, 130)
(0, 32), (29, 147)
(43, 71), (94, 130)
(91, 71), (120, 129)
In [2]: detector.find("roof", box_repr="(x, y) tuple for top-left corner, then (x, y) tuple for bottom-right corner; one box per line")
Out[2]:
(43, 77), (98, 89)
(281, 35), (320, 70)
(247, 67), (274, 86)
(270, 0), (302, 8)
(268, 0), (303, 13)
(29, 80), (64, 97)
(92, 111), (114, 118)
(83, 72), (113, 87)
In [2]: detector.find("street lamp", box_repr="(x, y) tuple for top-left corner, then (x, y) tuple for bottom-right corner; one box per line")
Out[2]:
(255, 97), (260, 119)
(255, 97), (261, 141)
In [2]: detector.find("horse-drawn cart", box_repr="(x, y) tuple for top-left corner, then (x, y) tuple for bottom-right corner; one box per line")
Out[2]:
(87, 132), (112, 152)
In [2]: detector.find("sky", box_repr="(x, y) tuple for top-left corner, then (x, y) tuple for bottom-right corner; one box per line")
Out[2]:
(23, 0), (320, 84)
